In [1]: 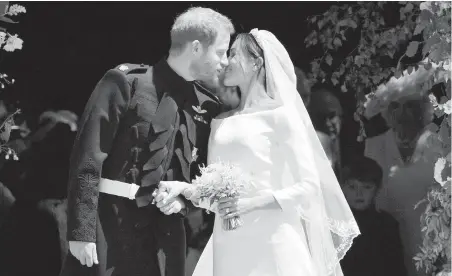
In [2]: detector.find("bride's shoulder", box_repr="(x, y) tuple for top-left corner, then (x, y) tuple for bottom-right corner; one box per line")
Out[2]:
(270, 106), (306, 137)
(262, 105), (292, 129)
(268, 105), (289, 121)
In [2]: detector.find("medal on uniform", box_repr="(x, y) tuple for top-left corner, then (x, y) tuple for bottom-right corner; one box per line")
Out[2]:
(192, 105), (208, 124)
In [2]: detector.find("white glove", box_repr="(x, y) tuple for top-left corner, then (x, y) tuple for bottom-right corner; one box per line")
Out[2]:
(69, 241), (99, 267)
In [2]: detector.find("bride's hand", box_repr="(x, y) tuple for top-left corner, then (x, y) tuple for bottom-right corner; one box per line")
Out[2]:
(155, 181), (191, 204)
(218, 197), (257, 219)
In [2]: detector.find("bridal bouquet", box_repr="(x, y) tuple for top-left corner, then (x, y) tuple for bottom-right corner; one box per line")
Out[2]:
(189, 161), (251, 231)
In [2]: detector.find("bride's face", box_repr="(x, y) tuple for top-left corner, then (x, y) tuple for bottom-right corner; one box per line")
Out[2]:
(223, 38), (256, 87)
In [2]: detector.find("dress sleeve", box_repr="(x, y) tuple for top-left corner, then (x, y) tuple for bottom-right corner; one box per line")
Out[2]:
(66, 69), (132, 242)
(271, 110), (321, 214)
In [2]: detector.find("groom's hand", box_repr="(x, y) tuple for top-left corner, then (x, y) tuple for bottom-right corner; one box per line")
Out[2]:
(156, 196), (186, 215)
(69, 241), (99, 267)
(153, 188), (169, 205)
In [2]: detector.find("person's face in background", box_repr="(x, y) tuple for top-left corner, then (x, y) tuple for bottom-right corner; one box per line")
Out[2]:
(315, 111), (342, 137)
(384, 95), (433, 144)
(308, 89), (342, 138)
(342, 179), (378, 211)
(324, 112), (341, 137)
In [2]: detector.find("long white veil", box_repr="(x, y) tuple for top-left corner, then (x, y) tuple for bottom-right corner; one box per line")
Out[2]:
(249, 28), (360, 276)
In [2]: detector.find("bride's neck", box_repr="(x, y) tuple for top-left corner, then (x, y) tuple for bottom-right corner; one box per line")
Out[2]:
(237, 76), (265, 111)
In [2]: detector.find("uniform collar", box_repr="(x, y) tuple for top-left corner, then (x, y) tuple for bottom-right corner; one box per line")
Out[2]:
(154, 58), (197, 106)
(193, 80), (221, 102)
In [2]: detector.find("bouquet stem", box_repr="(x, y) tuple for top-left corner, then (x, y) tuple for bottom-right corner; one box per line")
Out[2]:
(222, 215), (243, 231)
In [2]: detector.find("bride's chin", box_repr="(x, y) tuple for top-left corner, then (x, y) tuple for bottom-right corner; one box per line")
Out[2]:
(223, 77), (235, 87)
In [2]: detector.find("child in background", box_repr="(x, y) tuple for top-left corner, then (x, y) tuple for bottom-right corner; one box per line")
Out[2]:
(340, 156), (408, 276)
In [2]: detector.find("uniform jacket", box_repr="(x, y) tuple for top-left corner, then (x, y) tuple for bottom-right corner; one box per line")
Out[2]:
(66, 59), (221, 242)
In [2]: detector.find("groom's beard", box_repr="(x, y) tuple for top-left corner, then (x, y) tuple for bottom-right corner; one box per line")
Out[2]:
(198, 75), (222, 94)
(190, 58), (219, 84)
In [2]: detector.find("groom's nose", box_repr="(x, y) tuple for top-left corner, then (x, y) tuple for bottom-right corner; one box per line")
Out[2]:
(220, 54), (229, 68)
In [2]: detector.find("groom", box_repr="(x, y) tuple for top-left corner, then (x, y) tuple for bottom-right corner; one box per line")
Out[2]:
(60, 7), (234, 276)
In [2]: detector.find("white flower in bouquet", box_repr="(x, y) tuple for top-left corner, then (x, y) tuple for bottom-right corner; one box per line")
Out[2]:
(191, 160), (252, 231)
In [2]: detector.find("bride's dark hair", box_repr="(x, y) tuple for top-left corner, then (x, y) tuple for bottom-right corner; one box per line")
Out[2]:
(235, 33), (264, 64)
(234, 33), (266, 89)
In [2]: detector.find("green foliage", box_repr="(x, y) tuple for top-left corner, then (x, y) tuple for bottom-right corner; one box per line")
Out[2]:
(305, 2), (450, 95)
(305, 2), (451, 275)
(414, 184), (451, 275)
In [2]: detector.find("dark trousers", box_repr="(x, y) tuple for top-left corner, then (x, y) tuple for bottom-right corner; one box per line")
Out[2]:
(60, 194), (186, 276)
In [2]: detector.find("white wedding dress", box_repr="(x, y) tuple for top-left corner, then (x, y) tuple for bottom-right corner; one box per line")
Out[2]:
(191, 29), (359, 276)
(192, 106), (319, 276)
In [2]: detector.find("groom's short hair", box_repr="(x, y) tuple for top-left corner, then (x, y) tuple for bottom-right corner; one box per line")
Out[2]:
(170, 7), (234, 55)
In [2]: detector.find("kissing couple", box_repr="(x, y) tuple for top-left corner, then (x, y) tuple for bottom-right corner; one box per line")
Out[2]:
(61, 6), (360, 276)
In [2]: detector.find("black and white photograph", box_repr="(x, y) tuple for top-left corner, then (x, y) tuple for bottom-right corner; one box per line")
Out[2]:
(0, 1), (450, 276)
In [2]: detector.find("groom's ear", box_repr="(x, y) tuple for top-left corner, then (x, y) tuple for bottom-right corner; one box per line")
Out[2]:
(191, 40), (202, 56)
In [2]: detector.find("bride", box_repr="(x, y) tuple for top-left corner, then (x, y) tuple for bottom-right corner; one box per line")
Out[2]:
(155, 29), (360, 276)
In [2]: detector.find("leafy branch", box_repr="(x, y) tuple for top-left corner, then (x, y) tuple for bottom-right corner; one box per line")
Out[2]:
(0, 2), (26, 161)
(0, 108), (20, 133)
(305, 2), (451, 275)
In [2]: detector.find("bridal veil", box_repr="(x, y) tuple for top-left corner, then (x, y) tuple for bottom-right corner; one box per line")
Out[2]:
(249, 28), (360, 276)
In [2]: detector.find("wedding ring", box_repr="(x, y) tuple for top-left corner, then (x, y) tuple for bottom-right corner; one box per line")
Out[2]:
(226, 208), (230, 214)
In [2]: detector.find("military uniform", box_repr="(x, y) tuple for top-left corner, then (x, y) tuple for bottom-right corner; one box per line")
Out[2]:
(60, 59), (221, 276)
